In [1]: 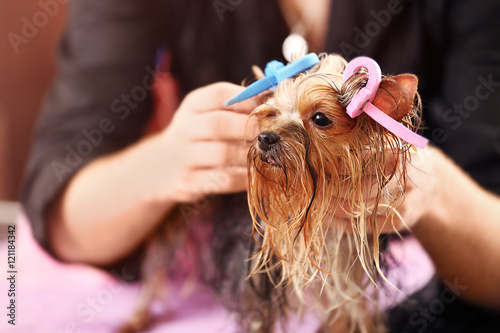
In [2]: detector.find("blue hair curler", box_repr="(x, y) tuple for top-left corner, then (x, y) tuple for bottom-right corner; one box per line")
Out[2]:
(223, 53), (320, 106)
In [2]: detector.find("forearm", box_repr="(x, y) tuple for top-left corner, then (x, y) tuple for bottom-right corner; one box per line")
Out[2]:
(46, 83), (254, 267)
(48, 134), (175, 266)
(412, 148), (500, 310)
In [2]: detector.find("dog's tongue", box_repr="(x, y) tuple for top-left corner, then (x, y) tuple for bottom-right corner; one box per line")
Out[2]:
(267, 157), (277, 165)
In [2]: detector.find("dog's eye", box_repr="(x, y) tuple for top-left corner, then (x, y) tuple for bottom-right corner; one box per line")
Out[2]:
(312, 112), (332, 127)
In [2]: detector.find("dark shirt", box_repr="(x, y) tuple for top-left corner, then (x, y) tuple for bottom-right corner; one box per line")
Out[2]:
(21, 0), (500, 331)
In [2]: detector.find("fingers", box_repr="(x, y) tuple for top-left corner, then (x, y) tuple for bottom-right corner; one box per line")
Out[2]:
(177, 167), (248, 202)
(183, 82), (259, 114)
(187, 141), (249, 169)
(327, 166), (407, 233)
(162, 82), (263, 203)
(356, 148), (403, 178)
(188, 111), (259, 142)
(331, 203), (407, 234)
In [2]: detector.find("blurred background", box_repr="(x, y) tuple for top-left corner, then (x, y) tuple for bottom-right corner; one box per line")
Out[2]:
(0, 1), (67, 234)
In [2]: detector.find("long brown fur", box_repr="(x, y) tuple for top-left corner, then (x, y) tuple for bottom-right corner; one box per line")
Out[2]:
(247, 53), (421, 333)
(121, 53), (423, 333)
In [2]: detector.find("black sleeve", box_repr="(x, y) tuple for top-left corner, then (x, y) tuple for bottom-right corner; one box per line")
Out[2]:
(21, 0), (161, 254)
(425, 0), (500, 194)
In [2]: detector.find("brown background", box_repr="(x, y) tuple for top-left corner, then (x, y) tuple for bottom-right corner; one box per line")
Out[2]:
(0, 1), (67, 200)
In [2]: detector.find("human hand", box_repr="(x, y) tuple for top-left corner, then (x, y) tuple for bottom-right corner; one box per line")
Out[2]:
(389, 146), (440, 231)
(331, 145), (440, 234)
(147, 82), (259, 204)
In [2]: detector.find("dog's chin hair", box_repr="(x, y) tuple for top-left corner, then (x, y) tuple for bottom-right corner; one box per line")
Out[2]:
(247, 54), (417, 333)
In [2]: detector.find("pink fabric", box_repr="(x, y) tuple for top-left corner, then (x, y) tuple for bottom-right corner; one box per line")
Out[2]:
(0, 214), (434, 333)
(379, 235), (436, 309)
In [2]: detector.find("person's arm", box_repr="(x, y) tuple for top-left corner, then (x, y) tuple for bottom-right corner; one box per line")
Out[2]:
(406, 0), (500, 311)
(48, 83), (257, 266)
(21, 0), (257, 267)
(402, 147), (500, 311)
(21, 0), (160, 262)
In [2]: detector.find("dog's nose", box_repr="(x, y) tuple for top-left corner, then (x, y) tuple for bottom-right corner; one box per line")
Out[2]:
(258, 132), (279, 151)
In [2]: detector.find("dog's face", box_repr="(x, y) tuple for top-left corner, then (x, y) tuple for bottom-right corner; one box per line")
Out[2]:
(249, 73), (359, 237)
(247, 54), (420, 288)
(250, 72), (360, 194)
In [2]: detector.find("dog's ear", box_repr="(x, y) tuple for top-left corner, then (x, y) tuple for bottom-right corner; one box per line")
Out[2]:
(373, 74), (418, 121)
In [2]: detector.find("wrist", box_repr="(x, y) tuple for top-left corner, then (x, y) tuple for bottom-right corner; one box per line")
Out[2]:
(141, 133), (181, 206)
(411, 147), (450, 231)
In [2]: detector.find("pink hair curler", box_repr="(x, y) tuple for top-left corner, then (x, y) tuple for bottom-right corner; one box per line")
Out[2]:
(343, 57), (429, 149)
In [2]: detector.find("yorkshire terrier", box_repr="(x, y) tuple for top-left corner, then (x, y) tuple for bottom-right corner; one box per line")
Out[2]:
(120, 53), (422, 333)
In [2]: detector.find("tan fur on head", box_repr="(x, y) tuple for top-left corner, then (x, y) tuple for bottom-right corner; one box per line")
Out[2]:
(247, 53), (422, 332)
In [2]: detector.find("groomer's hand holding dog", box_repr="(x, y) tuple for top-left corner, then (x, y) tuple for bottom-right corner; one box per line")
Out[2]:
(49, 83), (257, 266)
(351, 144), (500, 310)
(333, 143), (500, 310)
(330, 147), (435, 233)
(407, 146), (500, 310)
(355, 146), (439, 234)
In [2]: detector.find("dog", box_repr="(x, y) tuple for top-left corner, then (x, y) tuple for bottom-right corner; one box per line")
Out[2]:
(120, 53), (422, 333)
